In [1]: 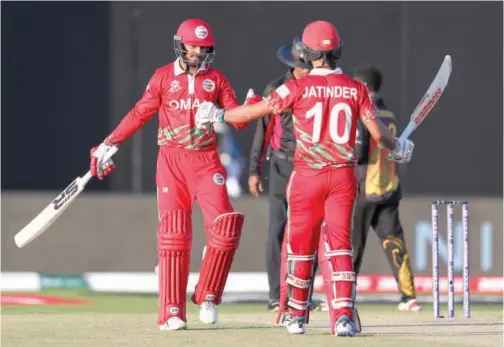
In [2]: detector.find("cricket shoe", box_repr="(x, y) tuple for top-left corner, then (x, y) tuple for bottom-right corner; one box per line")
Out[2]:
(335, 315), (356, 337)
(285, 315), (306, 334)
(398, 299), (422, 312)
(199, 301), (218, 324)
(159, 317), (187, 331)
(278, 313), (293, 327)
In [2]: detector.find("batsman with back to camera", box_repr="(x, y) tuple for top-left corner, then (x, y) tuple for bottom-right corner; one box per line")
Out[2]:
(195, 20), (415, 336)
(88, 18), (261, 331)
(352, 65), (421, 312)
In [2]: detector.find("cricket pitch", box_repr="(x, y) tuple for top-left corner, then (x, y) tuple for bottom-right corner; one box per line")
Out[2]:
(1, 291), (502, 347)
(2, 308), (502, 347)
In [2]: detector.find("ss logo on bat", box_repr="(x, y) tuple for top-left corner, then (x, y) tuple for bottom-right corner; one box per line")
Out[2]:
(52, 180), (79, 210)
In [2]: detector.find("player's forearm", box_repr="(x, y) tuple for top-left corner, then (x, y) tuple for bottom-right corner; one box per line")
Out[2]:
(375, 120), (397, 151)
(365, 118), (397, 152)
(105, 110), (149, 145)
(228, 121), (248, 130)
(223, 100), (271, 123)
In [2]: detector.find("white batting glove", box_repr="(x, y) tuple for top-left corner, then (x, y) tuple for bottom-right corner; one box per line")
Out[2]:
(195, 102), (224, 128)
(388, 137), (415, 163)
(90, 143), (118, 179)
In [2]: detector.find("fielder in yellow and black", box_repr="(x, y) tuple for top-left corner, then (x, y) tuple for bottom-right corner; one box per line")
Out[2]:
(352, 66), (421, 311)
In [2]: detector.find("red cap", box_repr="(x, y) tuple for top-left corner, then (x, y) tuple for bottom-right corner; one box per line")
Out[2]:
(302, 20), (341, 52)
(175, 19), (215, 47)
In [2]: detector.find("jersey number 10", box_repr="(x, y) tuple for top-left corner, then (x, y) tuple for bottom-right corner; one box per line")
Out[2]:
(306, 102), (353, 144)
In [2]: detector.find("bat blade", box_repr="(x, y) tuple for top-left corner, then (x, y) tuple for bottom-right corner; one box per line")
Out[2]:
(399, 55), (452, 140)
(14, 145), (118, 248)
(14, 172), (92, 248)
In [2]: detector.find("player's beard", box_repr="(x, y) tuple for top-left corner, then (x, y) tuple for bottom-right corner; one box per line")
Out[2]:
(186, 53), (200, 68)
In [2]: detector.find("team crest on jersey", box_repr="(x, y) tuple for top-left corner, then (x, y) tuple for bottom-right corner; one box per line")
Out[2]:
(213, 173), (225, 185)
(202, 79), (215, 92)
(169, 80), (181, 93)
(195, 25), (208, 39)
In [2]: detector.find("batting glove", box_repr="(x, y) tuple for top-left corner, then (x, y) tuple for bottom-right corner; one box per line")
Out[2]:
(389, 137), (415, 163)
(90, 143), (117, 180)
(195, 102), (224, 128)
(244, 88), (262, 105)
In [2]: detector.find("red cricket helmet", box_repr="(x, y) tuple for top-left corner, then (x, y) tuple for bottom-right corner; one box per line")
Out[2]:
(174, 19), (215, 72)
(298, 20), (343, 67)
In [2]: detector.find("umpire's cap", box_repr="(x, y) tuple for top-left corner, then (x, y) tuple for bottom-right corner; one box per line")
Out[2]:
(277, 36), (312, 69)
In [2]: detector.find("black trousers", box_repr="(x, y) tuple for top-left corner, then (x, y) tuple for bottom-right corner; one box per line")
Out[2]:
(266, 152), (319, 303)
(351, 200), (417, 302)
(266, 153), (293, 300)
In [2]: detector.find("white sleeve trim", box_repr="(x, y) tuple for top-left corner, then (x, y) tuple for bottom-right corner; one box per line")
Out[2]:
(275, 84), (290, 99)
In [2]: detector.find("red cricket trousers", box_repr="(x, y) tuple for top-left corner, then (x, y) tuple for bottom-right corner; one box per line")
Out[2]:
(155, 146), (237, 324)
(156, 147), (234, 227)
(284, 166), (358, 319)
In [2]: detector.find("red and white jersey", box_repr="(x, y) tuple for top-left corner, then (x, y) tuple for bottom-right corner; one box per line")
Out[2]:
(106, 58), (245, 151)
(267, 68), (376, 170)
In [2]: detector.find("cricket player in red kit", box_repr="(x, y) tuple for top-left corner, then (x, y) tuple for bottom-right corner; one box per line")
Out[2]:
(195, 21), (415, 336)
(89, 19), (261, 331)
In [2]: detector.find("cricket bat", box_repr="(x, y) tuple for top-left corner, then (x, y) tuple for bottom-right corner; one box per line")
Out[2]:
(399, 55), (452, 140)
(14, 145), (119, 248)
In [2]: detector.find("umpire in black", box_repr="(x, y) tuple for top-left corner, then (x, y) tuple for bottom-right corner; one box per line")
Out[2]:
(248, 37), (312, 312)
(352, 66), (422, 312)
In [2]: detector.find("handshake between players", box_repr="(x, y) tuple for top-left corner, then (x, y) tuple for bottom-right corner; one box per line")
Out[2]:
(88, 18), (414, 337)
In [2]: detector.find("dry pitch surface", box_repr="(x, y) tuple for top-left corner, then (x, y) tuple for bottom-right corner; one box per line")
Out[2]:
(1, 292), (502, 347)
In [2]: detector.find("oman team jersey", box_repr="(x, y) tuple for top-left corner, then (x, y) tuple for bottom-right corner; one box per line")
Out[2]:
(266, 68), (376, 170)
(106, 59), (245, 151)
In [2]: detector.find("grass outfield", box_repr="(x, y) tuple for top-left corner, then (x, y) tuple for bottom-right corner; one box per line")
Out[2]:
(1, 290), (503, 347)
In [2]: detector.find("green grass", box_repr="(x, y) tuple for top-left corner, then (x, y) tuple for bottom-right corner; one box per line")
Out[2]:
(2, 290), (503, 347)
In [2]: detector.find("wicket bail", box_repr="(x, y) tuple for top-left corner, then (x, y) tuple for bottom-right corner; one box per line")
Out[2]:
(431, 200), (470, 319)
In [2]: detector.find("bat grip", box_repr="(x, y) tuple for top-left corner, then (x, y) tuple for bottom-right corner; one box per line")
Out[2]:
(398, 123), (415, 141)
(80, 171), (93, 184)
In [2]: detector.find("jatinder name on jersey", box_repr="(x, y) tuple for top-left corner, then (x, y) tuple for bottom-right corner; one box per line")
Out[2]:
(302, 86), (358, 100)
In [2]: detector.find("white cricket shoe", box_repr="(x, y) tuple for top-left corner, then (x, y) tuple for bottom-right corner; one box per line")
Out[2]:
(398, 299), (422, 312)
(199, 301), (218, 324)
(159, 317), (187, 331)
(285, 316), (306, 335)
(278, 314), (291, 327)
(335, 315), (356, 337)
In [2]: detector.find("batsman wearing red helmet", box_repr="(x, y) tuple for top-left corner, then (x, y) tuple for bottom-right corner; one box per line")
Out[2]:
(89, 19), (260, 331)
(195, 20), (415, 336)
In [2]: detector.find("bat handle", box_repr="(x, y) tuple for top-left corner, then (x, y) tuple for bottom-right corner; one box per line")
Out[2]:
(398, 123), (415, 141)
(80, 171), (93, 185)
